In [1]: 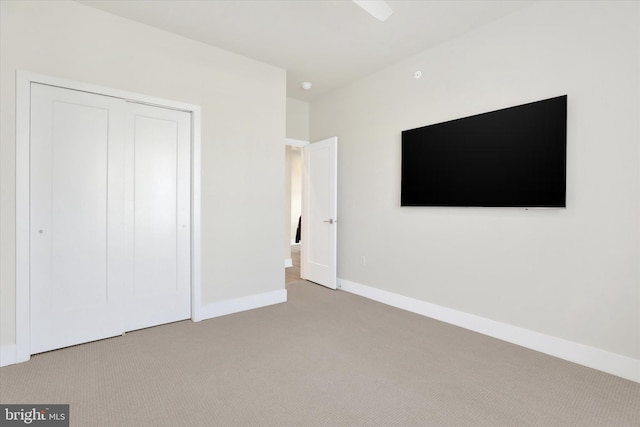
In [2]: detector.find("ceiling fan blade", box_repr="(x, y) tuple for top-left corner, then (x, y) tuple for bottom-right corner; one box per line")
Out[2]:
(352, 0), (393, 22)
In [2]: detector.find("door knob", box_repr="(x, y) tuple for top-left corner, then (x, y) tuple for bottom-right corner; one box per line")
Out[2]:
(323, 219), (335, 224)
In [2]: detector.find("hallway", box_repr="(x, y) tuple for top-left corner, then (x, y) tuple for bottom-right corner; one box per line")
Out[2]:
(285, 245), (301, 284)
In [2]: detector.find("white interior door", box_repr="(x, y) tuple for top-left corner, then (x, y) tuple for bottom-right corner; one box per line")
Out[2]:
(301, 137), (337, 289)
(30, 83), (191, 354)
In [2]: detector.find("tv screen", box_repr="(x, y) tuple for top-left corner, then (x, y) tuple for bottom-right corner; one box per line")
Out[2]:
(401, 95), (567, 208)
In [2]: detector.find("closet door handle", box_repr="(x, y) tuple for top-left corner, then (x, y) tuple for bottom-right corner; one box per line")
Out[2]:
(323, 219), (335, 224)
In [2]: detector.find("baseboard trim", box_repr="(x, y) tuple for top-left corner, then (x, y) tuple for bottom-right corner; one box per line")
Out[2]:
(337, 278), (640, 383)
(4, 289), (288, 365)
(0, 344), (17, 367)
(285, 258), (293, 268)
(194, 289), (287, 322)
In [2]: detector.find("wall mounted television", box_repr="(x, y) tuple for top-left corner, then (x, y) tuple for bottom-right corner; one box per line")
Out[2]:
(401, 95), (567, 208)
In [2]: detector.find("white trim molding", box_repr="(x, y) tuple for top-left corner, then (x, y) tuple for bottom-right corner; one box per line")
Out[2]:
(285, 138), (309, 148)
(337, 278), (640, 383)
(15, 70), (202, 365)
(285, 258), (293, 268)
(194, 289), (287, 321)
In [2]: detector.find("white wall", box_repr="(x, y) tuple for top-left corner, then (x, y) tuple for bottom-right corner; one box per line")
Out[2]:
(286, 97), (310, 141)
(0, 1), (286, 346)
(311, 1), (640, 361)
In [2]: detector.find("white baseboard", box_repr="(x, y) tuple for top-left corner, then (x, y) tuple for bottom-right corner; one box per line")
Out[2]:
(4, 289), (288, 366)
(285, 258), (293, 268)
(0, 344), (17, 367)
(194, 289), (287, 322)
(337, 278), (640, 383)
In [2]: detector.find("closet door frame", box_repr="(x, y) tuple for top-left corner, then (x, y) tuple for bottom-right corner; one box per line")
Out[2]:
(15, 70), (203, 363)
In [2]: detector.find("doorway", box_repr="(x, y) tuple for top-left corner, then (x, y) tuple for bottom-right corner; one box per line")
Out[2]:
(285, 140), (306, 284)
(284, 137), (338, 289)
(285, 245), (302, 284)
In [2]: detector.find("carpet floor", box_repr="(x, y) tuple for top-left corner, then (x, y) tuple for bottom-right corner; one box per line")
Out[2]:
(1, 280), (639, 426)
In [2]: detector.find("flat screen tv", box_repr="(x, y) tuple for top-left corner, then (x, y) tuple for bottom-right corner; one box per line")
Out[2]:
(401, 95), (567, 208)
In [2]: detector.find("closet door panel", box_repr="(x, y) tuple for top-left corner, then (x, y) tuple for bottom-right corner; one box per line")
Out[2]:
(51, 102), (108, 304)
(30, 84), (126, 354)
(134, 115), (178, 295)
(125, 103), (191, 331)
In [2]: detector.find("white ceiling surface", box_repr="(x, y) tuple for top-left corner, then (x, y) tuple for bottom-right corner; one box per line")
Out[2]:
(78, 0), (534, 102)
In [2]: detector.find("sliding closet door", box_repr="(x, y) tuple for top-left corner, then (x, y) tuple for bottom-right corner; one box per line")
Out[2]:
(124, 102), (191, 331)
(30, 83), (127, 354)
(30, 84), (192, 354)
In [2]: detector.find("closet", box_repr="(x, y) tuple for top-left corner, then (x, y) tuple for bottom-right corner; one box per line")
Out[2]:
(30, 83), (191, 354)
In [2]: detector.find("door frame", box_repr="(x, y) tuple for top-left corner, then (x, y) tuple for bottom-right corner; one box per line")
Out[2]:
(15, 70), (202, 363)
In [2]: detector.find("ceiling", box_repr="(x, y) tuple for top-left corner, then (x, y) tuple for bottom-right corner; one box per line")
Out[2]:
(78, 0), (535, 102)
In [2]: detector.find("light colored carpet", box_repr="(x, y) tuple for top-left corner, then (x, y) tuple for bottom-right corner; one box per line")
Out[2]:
(1, 280), (639, 426)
